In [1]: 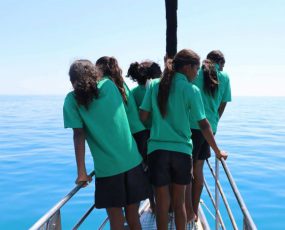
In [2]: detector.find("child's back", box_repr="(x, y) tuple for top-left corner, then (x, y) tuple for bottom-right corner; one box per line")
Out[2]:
(64, 77), (142, 177)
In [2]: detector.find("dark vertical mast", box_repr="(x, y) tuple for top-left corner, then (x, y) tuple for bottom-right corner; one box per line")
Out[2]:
(165, 0), (178, 59)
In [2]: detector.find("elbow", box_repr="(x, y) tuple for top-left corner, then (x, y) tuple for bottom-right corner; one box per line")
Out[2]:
(73, 128), (85, 140)
(198, 119), (211, 131)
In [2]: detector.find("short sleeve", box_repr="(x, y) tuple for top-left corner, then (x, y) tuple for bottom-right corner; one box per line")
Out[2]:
(63, 93), (83, 128)
(222, 74), (232, 102)
(140, 82), (152, 112)
(188, 86), (206, 122)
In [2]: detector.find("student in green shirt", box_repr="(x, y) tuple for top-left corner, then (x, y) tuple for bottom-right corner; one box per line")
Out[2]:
(127, 60), (162, 213)
(63, 60), (148, 230)
(140, 49), (227, 229)
(187, 50), (231, 222)
(95, 56), (149, 163)
(127, 61), (162, 113)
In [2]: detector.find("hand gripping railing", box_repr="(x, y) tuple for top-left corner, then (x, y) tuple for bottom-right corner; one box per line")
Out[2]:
(205, 158), (257, 230)
(29, 171), (95, 230)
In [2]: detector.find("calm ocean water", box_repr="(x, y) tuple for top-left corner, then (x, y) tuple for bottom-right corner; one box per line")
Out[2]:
(0, 96), (284, 229)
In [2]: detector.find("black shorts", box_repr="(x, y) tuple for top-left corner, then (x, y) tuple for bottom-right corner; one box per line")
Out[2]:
(133, 129), (150, 163)
(95, 164), (149, 209)
(148, 150), (192, 187)
(191, 129), (211, 161)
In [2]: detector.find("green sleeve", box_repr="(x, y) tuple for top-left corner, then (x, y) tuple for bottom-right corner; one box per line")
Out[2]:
(188, 86), (206, 122)
(222, 74), (232, 102)
(63, 93), (83, 128)
(140, 82), (152, 112)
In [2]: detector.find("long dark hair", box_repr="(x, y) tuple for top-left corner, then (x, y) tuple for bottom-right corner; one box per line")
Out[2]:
(69, 60), (100, 109)
(127, 61), (162, 85)
(95, 56), (127, 103)
(206, 50), (225, 66)
(158, 49), (200, 117)
(202, 59), (219, 97)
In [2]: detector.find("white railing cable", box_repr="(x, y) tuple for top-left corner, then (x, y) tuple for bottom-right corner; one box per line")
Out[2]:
(220, 158), (257, 230)
(207, 159), (238, 230)
(72, 204), (96, 230)
(204, 179), (226, 229)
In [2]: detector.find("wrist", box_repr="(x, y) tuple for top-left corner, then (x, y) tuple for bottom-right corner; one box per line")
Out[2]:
(214, 148), (221, 155)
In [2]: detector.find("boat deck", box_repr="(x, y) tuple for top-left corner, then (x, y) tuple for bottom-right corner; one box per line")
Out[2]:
(139, 209), (203, 230)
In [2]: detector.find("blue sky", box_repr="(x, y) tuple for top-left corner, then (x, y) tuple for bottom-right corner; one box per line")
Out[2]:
(0, 0), (284, 96)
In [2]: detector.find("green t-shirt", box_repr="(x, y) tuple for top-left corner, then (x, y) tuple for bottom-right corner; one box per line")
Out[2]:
(140, 72), (206, 155)
(63, 78), (142, 178)
(190, 67), (232, 132)
(123, 83), (146, 134)
(131, 84), (152, 129)
(131, 85), (146, 109)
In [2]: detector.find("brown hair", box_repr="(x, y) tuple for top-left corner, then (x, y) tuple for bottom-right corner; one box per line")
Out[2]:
(202, 59), (219, 97)
(206, 50), (225, 66)
(158, 49), (200, 117)
(69, 60), (100, 109)
(96, 56), (127, 103)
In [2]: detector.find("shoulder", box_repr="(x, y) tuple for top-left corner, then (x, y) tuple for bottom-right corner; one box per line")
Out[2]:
(183, 82), (202, 102)
(98, 77), (118, 91)
(185, 82), (201, 94)
(63, 91), (79, 111)
(193, 69), (204, 86)
(131, 85), (139, 92)
(98, 77), (113, 87)
(219, 71), (230, 80)
(64, 91), (76, 104)
(150, 78), (160, 88)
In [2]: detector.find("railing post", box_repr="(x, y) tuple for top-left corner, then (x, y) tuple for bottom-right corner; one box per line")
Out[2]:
(215, 158), (220, 230)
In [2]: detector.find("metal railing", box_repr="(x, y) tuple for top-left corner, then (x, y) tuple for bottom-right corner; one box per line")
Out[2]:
(29, 170), (150, 230)
(204, 158), (257, 230)
(29, 171), (95, 230)
(30, 156), (257, 230)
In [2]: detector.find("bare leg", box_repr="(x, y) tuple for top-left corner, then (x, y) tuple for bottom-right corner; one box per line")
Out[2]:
(192, 160), (205, 221)
(106, 207), (125, 230)
(149, 186), (156, 214)
(172, 183), (187, 230)
(125, 203), (142, 230)
(155, 185), (171, 230)
(185, 183), (195, 222)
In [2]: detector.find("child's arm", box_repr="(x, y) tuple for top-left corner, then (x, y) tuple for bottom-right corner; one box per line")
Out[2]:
(218, 102), (227, 119)
(139, 110), (150, 123)
(73, 128), (92, 187)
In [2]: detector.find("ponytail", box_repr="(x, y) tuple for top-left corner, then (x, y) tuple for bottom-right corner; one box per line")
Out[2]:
(96, 56), (127, 104)
(202, 60), (219, 97)
(158, 49), (200, 117)
(158, 59), (175, 117)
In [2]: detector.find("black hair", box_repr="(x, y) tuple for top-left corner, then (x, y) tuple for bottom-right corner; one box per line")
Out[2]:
(127, 61), (162, 85)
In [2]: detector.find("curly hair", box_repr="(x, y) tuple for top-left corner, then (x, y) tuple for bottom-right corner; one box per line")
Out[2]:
(127, 61), (162, 85)
(96, 56), (127, 104)
(69, 60), (100, 109)
(158, 49), (200, 117)
(202, 59), (219, 97)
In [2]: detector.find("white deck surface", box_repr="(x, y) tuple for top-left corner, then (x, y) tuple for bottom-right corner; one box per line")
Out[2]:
(139, 209), (203, 230)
